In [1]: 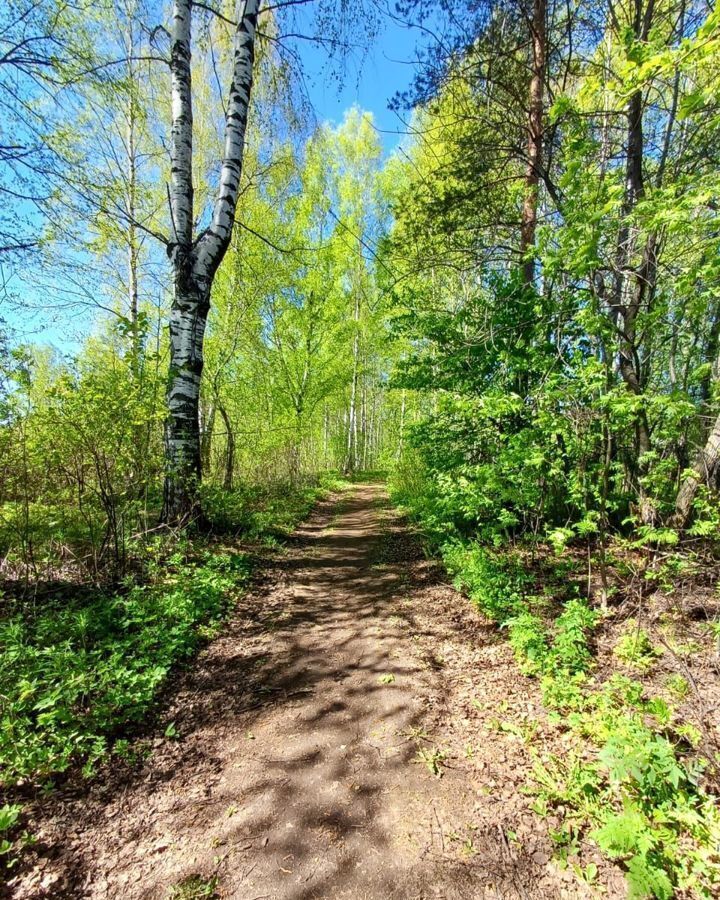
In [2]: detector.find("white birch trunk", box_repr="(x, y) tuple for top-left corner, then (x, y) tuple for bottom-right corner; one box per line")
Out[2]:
(163, 0), (259, 523)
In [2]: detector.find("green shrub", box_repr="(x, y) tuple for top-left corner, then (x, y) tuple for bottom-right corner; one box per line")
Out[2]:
(505, 611), (549, 674)
(200, 473), (344, 537)
(532, 672), (720, 898)
(549, 598), (598, 673)
(0, 550), (250, 785)
(442, 542), (529, 622)
(614, 621), (661, 672)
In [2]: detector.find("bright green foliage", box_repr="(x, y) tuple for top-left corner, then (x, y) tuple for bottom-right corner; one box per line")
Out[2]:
(505, 611), (549, 675)
(0, 328), (166, 577)
(202, 109), (401, 487)
(0, 550), (250, 785)
(614, 622), (662, 672)
(168, 874), (219, 900)
(199, 473), (344, 537)
(0, 803), (23, 868)
(385, 3), (720, 544)
(442, 542), (528, 622)
(0, 805), (20, 833)
(548, 600), (598, 675)
(665, 674), (690, 700)
(1, 109), (403, 582)
(397, 476), (720, 895)
(384, 4), (720, 893)
(532, 673), (720, 898)
(0, 464), (338, 788)
(1, 0), (720, 892)
(424, 537), (597, 677)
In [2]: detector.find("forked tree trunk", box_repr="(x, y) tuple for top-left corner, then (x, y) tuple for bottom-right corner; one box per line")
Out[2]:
(162, 0), (258, 524)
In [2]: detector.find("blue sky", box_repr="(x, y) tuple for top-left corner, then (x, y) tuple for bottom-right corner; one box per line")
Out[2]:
(296, 11), (419, 154)
(1, 5), (422, 350)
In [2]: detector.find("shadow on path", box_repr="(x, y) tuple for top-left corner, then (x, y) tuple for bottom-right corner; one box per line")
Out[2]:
(9, 485), (580, 900)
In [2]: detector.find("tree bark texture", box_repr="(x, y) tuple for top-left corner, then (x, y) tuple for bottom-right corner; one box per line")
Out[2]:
(608, 0), (657, 524)
(162, 0), (259, 524)
(519, 0), (546, 286)
(673, 412), (720, 528)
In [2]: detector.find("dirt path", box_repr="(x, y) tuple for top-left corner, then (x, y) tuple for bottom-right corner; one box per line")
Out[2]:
(13, 485), (607, 899)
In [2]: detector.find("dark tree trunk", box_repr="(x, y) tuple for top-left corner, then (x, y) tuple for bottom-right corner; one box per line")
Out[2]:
(607, 0), (658, 524)
(519, 0), (546, 286)
(218, 403), (235, 491)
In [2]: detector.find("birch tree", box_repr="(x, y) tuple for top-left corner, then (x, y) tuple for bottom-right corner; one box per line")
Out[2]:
(163, 0), (259, 523)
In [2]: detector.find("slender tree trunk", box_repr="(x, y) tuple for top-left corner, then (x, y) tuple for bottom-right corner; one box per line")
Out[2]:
(200, 400), (215, 473)
(367, 391), (376, 469)
(290, 404), (303, 483)
(699, 303), (720, 415)
(674, 297), (720, 529)
(217, 402), (235, 490)
(673, 412), (720, 528)
(323, 405), (329, 467)
(162, 0), (258, 524)
(519, 0), (546, 286)
(608, 0), (657, 524)
(613, 124), (655, 521)
(361, 381), (367, 470)
(126, 30), (141, 368)
(345, 294), (360, 473)
(124, 25), (146, 497)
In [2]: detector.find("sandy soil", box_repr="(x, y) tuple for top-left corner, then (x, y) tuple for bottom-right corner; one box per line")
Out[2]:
(9, 484), (615, 899)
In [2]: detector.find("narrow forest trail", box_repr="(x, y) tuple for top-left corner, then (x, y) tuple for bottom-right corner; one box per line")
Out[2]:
(15, 485), (610, 900)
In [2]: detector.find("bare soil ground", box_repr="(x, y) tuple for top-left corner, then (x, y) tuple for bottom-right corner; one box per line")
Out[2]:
(8, 484), (617, 900)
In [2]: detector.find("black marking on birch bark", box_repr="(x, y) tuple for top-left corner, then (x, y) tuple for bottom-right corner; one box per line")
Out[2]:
(163, 0), (259, 524)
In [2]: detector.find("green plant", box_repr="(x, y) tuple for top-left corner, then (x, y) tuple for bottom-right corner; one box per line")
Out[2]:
(441, 542), (530, 623)
(665, 674), (690, 700)
(614, 622), (661, 672)
(427, 511), (720, 898)
(549, 598), (597, 673)
(529, 672), (720, 898)
(0, 551), (251, 786)
(415, 746), (447, 777)
(505, 611), (548, 674)
(168, 874), (219, 899)
(0, 803), (32, 870)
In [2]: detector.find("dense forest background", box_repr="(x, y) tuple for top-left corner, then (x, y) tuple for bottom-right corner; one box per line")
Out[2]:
(2, 0), (720, 896)
(3, 0), (720, 569)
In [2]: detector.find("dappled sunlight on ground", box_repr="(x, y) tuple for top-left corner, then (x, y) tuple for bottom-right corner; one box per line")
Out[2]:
(11, 486), (607, 899)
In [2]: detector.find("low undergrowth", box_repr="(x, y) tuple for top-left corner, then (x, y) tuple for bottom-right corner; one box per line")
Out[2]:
(0, 473), (344, 586)
(200, 472), (346, 540)
(0, 475), (343, 868)
(0, 548), (252, 789)
(394, 493), (720, 898)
